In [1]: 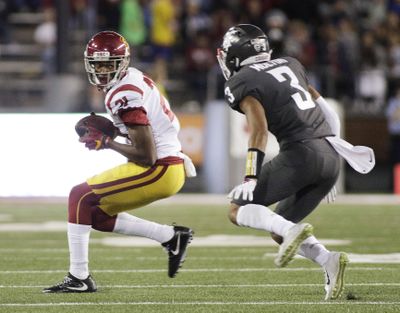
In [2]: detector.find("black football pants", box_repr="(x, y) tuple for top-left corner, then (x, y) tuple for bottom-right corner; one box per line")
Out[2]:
(233, 138), (340, 223)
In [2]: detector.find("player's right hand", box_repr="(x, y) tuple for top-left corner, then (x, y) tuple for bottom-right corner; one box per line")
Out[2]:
(228, 179), (257, 201)
(79, 128), (110, 150)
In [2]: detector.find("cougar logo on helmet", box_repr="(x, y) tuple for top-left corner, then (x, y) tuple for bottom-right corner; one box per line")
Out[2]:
(222, 28), (240, 50)
(217, 24), (272, 80)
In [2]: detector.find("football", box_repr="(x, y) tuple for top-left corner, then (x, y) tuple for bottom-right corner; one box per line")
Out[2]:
(75, 112), (118, 139)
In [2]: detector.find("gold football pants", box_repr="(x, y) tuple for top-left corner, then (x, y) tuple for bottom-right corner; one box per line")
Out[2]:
(87, 162), (185, 216)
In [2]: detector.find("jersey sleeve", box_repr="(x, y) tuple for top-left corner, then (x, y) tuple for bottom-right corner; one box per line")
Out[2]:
(120, 107), (150, 126)
(285, 56), (309, 86)
(224, 70), (264, 113)
(106, 84), (145, 116)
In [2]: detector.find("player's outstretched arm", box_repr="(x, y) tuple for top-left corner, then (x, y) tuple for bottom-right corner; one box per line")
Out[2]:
(308, 85), (321, 100)
(308, 85), (341, 137)
(228, 96), (268, 201)
(240, 96), (268, 154)
(309, 85), (339, 203)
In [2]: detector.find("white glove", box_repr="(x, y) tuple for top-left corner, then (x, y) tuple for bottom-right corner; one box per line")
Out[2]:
(325, 185), (337, 204)
(228, 179), (257, 201)
(178, 152), (197, 177)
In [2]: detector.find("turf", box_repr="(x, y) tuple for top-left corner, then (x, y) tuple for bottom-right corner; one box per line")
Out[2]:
(0, 199), (399, 313)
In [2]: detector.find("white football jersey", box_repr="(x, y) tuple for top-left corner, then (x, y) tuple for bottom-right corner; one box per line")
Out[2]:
(104, 67), (182, 159)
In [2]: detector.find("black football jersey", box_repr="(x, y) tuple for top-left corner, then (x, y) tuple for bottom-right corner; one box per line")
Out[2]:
(224, 57), (333, 143)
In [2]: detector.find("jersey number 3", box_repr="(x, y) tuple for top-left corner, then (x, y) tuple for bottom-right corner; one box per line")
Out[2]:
(267, 66), (315, 110)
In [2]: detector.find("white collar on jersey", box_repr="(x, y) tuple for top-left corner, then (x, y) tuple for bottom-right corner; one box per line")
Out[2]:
(240, 51), (272, 67)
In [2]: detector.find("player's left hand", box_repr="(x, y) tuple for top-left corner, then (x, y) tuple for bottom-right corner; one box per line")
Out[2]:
(79, 127), (111, 150)
(325, 185), (337, 203)
(75, 112), (117, 150)
(228, 179), (257, 201)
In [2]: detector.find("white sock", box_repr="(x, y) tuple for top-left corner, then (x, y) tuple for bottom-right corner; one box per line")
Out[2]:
(113, 212), (174, 243)
(297, 235), (330, 266)
(68, 223), (91, 280)
(236, 204), (295, 236)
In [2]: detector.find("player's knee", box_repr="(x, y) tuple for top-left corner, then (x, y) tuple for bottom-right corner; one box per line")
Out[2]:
(68, 182), (95, 224)
(228, 204), (240, 225)
(69, 183), (90, 202)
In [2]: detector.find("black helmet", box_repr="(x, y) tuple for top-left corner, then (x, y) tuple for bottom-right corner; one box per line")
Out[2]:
(217, 24), (271, 80)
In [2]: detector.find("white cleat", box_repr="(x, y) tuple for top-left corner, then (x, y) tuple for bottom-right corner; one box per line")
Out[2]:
(274, 223), (313, 267)
(323, 251), (349, 300)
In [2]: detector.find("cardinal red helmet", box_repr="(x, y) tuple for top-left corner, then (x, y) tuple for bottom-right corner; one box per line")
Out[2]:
(84, 31), (130, 89)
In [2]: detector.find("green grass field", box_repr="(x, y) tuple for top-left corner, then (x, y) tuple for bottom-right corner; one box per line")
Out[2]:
(0, 197), (399, 313)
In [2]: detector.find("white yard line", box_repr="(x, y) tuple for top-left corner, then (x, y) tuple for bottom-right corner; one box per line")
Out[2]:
(1, 242), (399, 263)
(0, 267), (383, 274)
(1, 254), (400, 263)
(97, 236), (350, 247)
(0, 221), (67, 232)
(0, 301), (399, 307)
(0, 214), (12, 221)
(0, 248), (102, 252)
(2, 193), (400, 205)
(1, 283), (400, 289)
(3, 254), (399, 264)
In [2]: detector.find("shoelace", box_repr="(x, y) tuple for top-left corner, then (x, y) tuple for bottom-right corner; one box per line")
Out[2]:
(57, 276), (73, 287)
(163, 243), (174, 253)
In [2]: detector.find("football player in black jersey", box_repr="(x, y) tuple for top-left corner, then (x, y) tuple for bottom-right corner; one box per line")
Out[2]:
(217, 24), (351, 301)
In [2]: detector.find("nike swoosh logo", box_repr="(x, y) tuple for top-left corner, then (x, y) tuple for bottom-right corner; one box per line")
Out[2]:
(66, 282), (88, 291)
(170, 233), (181, 256)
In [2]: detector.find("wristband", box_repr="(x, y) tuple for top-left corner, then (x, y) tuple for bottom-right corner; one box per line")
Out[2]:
(245, 148), (265, 179)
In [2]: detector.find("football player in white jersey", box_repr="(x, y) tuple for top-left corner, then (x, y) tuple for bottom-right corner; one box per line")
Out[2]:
(43, 31), (196, 293)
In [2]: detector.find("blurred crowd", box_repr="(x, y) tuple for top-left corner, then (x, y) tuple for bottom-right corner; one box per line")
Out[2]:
(2, 0), (400, 116)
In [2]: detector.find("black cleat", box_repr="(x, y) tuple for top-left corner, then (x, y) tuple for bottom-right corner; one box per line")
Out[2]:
(162, 225), (193, 278)
(42, 273), (97, 293)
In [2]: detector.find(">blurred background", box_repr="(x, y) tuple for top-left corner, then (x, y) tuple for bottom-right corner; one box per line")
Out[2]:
(1, 0), (400, 196)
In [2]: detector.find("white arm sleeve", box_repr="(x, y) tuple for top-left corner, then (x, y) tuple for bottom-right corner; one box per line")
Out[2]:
(315, 96), (341, 137)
